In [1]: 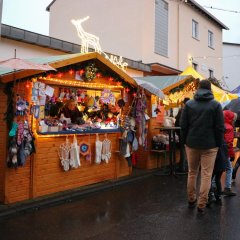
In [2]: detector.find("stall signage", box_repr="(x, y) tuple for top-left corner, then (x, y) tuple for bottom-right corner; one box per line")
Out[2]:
(71, 16), (128, 71)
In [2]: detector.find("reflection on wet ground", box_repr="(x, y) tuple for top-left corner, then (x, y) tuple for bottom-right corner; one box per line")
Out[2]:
(0, 174), (240, 240)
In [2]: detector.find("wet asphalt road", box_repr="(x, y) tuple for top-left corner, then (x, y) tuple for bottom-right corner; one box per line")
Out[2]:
(0, 174), (240, 240)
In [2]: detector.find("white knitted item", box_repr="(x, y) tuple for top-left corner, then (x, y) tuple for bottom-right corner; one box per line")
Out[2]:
(95, 140), (103, 164)
(58, 137), (71, 171)
(101, 139), (111, 163)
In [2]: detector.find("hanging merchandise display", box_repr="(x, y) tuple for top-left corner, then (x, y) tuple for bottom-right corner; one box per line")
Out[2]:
(101, 134), (111, 163)
(15, 97), (29, 116)
(95, 134), (103, 164)
(7, 138), (18, 168)
(7, 120), (35, 168)
(69, 135), (81, 168)
(58, 136), (71, 171)
(135, 89), (148, 148)
(9, 122), (18, 137)
(79, 141), (90, 156)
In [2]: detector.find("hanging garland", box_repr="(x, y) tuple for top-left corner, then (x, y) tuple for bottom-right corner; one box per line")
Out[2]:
(169, 78), (199, 94)
(208, 77), (222, 89)
(29, 60), (136, 93)
(3, 82), (15, 132)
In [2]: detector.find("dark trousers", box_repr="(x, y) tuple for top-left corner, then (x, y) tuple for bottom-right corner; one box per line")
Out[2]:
(211, 171), (223, 198)
(232, 157), (240, 180)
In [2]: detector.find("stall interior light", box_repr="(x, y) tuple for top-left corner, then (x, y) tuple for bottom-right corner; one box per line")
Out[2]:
(35, 132), (116, 138)
(38, 77), (123, 89)
(35, 133), (74, 138)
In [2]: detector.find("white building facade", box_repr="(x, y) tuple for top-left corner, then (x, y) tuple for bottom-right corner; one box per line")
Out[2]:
(47, 0), (228, 79)
(223, 42), (240, 91)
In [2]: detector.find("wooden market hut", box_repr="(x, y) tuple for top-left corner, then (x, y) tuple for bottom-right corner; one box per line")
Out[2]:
(0, 52), (166, 204)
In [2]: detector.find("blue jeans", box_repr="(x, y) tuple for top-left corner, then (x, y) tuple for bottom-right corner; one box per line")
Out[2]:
(225, 158), (233, 189)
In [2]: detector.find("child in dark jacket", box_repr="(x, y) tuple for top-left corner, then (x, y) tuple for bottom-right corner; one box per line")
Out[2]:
(207, 141), (228, 206)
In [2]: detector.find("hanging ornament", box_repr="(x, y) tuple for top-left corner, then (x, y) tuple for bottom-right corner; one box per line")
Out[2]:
(96, 73), (101, 78)
(25, 81), (30, 89)
(100, 89), (116, 104)
(84, 63), (98, 81)
(69, 69), (74, 75)
(79, 141), (90, 156)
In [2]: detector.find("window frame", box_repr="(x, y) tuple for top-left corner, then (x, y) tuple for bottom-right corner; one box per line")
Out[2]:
(209, 69), (214, 78)
(208, 30), (214, 49)
(154, 0), (169, 57)
(192, 62), (198, 71)
(192, 19), (199, 40)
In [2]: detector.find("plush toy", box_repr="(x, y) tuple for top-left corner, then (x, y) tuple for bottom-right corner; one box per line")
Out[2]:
(16, 98), (29, 116)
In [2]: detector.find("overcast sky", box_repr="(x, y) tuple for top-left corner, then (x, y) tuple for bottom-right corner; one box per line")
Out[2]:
(195, 0), (240, 43)
(1, 0), (240, 43)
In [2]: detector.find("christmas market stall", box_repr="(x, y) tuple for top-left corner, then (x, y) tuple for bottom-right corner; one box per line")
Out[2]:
(0, 52), (165, 204)
(134, 75), (198, 170)
(135, 69), (239, 171)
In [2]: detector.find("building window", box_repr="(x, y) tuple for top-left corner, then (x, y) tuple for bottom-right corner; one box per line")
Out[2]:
(155, 0), (168, 57)
(192, 62), (198, 71)
(208, 31), (214, 48)
(192, 20), (199, 39)
(209, 69), (214, 78)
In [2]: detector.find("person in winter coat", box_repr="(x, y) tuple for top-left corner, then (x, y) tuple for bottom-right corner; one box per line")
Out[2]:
(180, 79), (224, 214)
(221, 110), (237, 196)
(175, 97), (190, 172)
(231, 125), (240, 182)
(58, 99), (83, 124)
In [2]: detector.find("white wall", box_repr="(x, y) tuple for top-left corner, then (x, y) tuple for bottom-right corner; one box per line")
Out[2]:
(48, 0), (224, 79)
(0, 37), (142, 79)
(0, 38), (64, 60)
(0, 0), (2, 36)
(223, 43), (240, 91)
(178, 2), (223, 79)
(49, 0), (144, 60)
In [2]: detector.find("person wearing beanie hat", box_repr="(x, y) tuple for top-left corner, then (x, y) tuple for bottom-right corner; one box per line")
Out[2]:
(180, 79), (224, 214)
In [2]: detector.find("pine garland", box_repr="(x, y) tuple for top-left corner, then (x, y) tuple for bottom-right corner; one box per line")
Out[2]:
(84, 63), (98, 81)
(3, 82), (15, 131)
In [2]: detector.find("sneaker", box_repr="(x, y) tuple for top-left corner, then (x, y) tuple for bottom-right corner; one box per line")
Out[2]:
(188, 199), (197, 208)
(222, 187), (237, 196)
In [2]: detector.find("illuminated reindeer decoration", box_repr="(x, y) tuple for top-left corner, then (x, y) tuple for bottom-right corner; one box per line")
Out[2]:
(71, 16), (128, 72)
(71, 16), (102, 54)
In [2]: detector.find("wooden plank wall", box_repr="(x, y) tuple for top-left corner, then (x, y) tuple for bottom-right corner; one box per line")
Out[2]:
(3, 82), (32, 204)
(32, 133), (129, 199)
(0, 85), (7, 202)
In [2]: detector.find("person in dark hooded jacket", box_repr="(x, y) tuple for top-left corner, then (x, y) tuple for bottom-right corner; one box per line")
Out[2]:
(180, 79), (224, 213)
